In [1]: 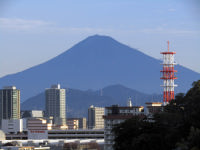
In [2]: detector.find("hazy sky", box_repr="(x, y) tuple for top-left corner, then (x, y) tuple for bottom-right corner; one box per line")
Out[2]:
(0, 0), (200, 77)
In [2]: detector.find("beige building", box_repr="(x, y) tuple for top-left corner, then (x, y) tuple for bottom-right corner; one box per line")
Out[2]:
(67, 118), (79, 130)
(88, 105), (104, 129)
(78, 117), (87, 129)
(67, 118), (87, 129)
(0, 130), (6, 140)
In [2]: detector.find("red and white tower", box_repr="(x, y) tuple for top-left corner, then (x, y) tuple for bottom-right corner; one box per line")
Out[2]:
(161, 41), (177, 104)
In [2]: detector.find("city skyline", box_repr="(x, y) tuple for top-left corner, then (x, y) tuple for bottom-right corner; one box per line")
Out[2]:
(0, 0), (200, 78)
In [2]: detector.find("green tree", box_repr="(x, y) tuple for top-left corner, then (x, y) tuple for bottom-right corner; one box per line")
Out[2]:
(113, 80), (200, 150)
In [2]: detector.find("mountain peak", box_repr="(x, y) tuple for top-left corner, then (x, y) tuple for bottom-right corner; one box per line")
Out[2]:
(86, 34), (115, 40)
(78, 34), (119, 47)
(0, 35), (199, 102)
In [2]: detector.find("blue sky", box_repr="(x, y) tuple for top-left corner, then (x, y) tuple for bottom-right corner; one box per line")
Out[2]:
(0, 0), (200, 77)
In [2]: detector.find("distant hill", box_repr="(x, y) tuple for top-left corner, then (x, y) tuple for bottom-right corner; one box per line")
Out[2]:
(21, 84), (162, 117)
(0, 35), (199, 101)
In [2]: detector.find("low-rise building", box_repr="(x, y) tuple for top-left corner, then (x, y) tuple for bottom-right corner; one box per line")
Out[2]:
(145, 102), (163, 115)
(5, 132), (28, 140)
(0, 139), (104, 150)
(1, 146), (35, 150)
(67, 118), (87, 129)
(104, 104), (144, 150)
(67, 119), (79, 130)
(48, 129), (104, 139)
(21, 110), (44, 118)
(77, 117), (87, 129)
(27, 118), (52, 139)
(1, 119), (23, 134)
(1, 146), (50, 150)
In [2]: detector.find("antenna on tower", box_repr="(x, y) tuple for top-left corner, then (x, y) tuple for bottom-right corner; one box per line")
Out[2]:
(167, 41), (169, 52)
(100, 88), (103, 96)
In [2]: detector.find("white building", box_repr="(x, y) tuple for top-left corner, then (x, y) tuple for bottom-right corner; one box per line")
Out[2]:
(21, 110), (44, 118)
(45, 84), (66, 126)
(1, 119), (23, 134)
(104, 104), (144, 150)
(31, 110), (43, 118)
(88, 105), (104, 129)
(27, 118), (52, 139)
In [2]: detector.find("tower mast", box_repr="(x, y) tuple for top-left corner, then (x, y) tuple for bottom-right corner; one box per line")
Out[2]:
(161, 41), (177, 104)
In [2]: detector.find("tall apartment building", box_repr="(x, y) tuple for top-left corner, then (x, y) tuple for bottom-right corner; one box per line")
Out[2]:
(0, 86), (20, 128)
(45, 84), (66, 126)
(104, 104), (144, 150)
(88, 105), (104, 129)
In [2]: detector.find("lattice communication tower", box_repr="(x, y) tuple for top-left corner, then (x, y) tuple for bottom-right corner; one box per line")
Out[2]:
(160, 41), (177, 104)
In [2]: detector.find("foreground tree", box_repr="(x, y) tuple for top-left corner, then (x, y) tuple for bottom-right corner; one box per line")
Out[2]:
(113, 80), (200, 150)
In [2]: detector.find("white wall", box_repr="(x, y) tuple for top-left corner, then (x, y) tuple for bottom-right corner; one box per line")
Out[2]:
(1, 119), (23, 134)
(28, 130), (48, 139)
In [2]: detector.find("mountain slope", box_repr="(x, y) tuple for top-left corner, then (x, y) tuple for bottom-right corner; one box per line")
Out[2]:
(21, 84), (162, 117)
(0, 35), (199, 101)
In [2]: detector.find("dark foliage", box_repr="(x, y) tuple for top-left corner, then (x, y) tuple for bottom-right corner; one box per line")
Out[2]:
(113, 80), (200, 150)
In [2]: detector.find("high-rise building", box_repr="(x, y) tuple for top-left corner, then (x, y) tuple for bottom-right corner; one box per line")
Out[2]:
(45, 84), (66, 126)
(0, 86), (20, 127)
(88, 105), (104, 129)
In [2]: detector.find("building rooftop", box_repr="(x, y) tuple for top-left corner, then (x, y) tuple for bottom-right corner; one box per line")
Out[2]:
(105, 106), (144, 109)
(3, 86), (17, 90)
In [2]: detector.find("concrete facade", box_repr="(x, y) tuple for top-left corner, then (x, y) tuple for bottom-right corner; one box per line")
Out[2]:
(45, 84), (66, 126)
(67, 119), (79, 130)
(88, 106), (104, 129)
(104, 105), (144, 150)
(145, 102), (163, 115)
(21, 110), (44, 118)
(27, 118), (52, 140)
(1, 119), (23, 134)
(0, 86), (20, 128)
(67, 118), (87, 129)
